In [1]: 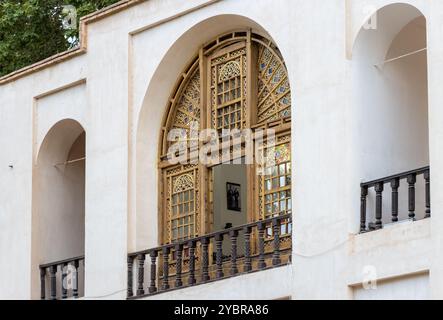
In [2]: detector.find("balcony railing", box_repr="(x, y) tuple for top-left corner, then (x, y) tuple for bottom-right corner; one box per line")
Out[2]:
(127, 214), (292, 299)
(39, 256), (84, 300)
(360, 166), (430, 232)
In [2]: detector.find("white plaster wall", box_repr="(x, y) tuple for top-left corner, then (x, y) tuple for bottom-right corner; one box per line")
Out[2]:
(353, 272), (429, 300)
(141, 265), (292, 300)
(2, 0), (443, 300)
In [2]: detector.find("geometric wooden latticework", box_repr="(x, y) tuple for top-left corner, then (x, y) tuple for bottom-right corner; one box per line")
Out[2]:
(209, 42), (247, 136)
(257, 43), (291, 123)
(159, 30), (292, 245)
(165, 165), (200, 243)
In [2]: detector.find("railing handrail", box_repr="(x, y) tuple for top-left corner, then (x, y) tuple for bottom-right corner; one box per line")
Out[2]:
(361, 166), (430, 188)
(128, 213), (292, 258)
(39, 255), (85, 269)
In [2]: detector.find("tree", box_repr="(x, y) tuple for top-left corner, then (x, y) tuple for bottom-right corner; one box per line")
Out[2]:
(0, 0), (119, 77)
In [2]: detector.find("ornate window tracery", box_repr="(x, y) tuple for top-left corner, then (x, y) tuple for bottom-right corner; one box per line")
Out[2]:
(159, 31), (292, 245)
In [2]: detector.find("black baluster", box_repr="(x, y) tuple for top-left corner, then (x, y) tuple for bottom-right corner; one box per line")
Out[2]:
(243, 226), (252, 272)
(215, 233), (224, 279)
(375, 182), (384, 229)
(175, 244), (183, 288)
(49, 265), (57, 300)
(257, 221), (267, 269)
(391, 178), (400, 222)
(360, 186), (368, 232)
(61, 263), (68, 299)
(272, 218), (281, 266)
(149, 251), (158, 293)
(162, 247), (170, 290)
(73, 260), (79, 299)
(201, 237), (210, 282)
(188, 240), (196, 285)
(230, 230), (239, 275)
(40, 267), (46, 300)
(127, 256), (134, 298)
(408, 173), (416, 220)
(425, 169), (431, 218)
(137, 254), (145, 296)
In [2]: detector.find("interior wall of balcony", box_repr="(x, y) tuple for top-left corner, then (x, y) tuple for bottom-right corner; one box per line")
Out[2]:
(351, 5), (429, 226)
(31, 119), (85, 299)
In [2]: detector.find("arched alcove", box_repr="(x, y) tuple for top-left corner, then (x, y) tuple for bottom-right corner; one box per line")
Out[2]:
(31, 119), (85, 299)
(135, 14), (290, 250)
(352, 3), (428, 227)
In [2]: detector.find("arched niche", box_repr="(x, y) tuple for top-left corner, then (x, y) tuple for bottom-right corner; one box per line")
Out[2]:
(351, 3), (428, 226)
(135, 15), (291, 250)
(31, 119), (85, 299)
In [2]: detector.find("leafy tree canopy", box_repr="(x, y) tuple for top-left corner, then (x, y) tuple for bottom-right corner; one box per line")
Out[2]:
(0, 0), (119, 77)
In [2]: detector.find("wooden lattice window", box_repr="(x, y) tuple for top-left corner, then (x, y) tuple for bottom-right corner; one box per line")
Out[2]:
(210, 42), (247, 136)
(257, 43), (291, 124)
(165, 165), (200, 243)
(159, 31), (292, 245)
(258, 134), (292, 236)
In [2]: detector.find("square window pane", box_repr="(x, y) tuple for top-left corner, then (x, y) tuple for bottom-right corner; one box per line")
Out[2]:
(272, 178), (278, 188)
(280, 176), (286, 187)
(280, 200), (286, 211)
(265, 180), (272, 191)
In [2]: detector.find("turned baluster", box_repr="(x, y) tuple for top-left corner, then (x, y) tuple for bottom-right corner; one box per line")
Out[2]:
(188, 240), (196, 285)
(49, 265), (57, 300)
(257, 221), (267, 269)
(360, 186), (368, 232)
(215, 233), (224, 279)
(408, 173), (416, 220)
(425, 170), (431, 218)
(149, 251), (158, 293)
(61, 263), (68, 299)
(175, 244), (183, 288)
(137, 254), (145, 296)
(73, 260), (79, 299)
(375, 182), (384, 229)
(230, 230), (239, 275)
(162, 247), (170, 290)
(127, 256), (134, 298)
(391, 178), (399, 222)
(40, 267), (46, 300)
(272, 218), (281, 266)
(201, 237), (210, 282)
(243, 226), (252, 272)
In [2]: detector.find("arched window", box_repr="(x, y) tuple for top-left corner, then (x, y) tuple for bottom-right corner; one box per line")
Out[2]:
(159, 30), (292, 245)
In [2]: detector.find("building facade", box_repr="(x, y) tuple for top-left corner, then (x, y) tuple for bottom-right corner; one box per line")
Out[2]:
(0, 0), (441, 300)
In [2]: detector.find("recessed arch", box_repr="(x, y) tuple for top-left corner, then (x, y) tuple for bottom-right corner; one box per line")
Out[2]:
(135, 14), (293, 250)
(31, 119), (86, 299)
(351, 2), (429, 228)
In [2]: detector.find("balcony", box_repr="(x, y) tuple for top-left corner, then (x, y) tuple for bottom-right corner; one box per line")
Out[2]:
(39, 256), (85, 300)
(127, 214), (292, 299)
(360, 167), (430, 232)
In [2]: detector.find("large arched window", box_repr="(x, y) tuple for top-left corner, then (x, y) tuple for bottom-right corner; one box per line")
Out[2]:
(159, 30), (292, 245)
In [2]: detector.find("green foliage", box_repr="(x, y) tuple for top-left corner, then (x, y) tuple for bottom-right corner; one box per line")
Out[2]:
(0, 0), (119, 77)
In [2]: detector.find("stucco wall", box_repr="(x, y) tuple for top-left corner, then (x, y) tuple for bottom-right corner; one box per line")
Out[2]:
(1, 0), (443, 300)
